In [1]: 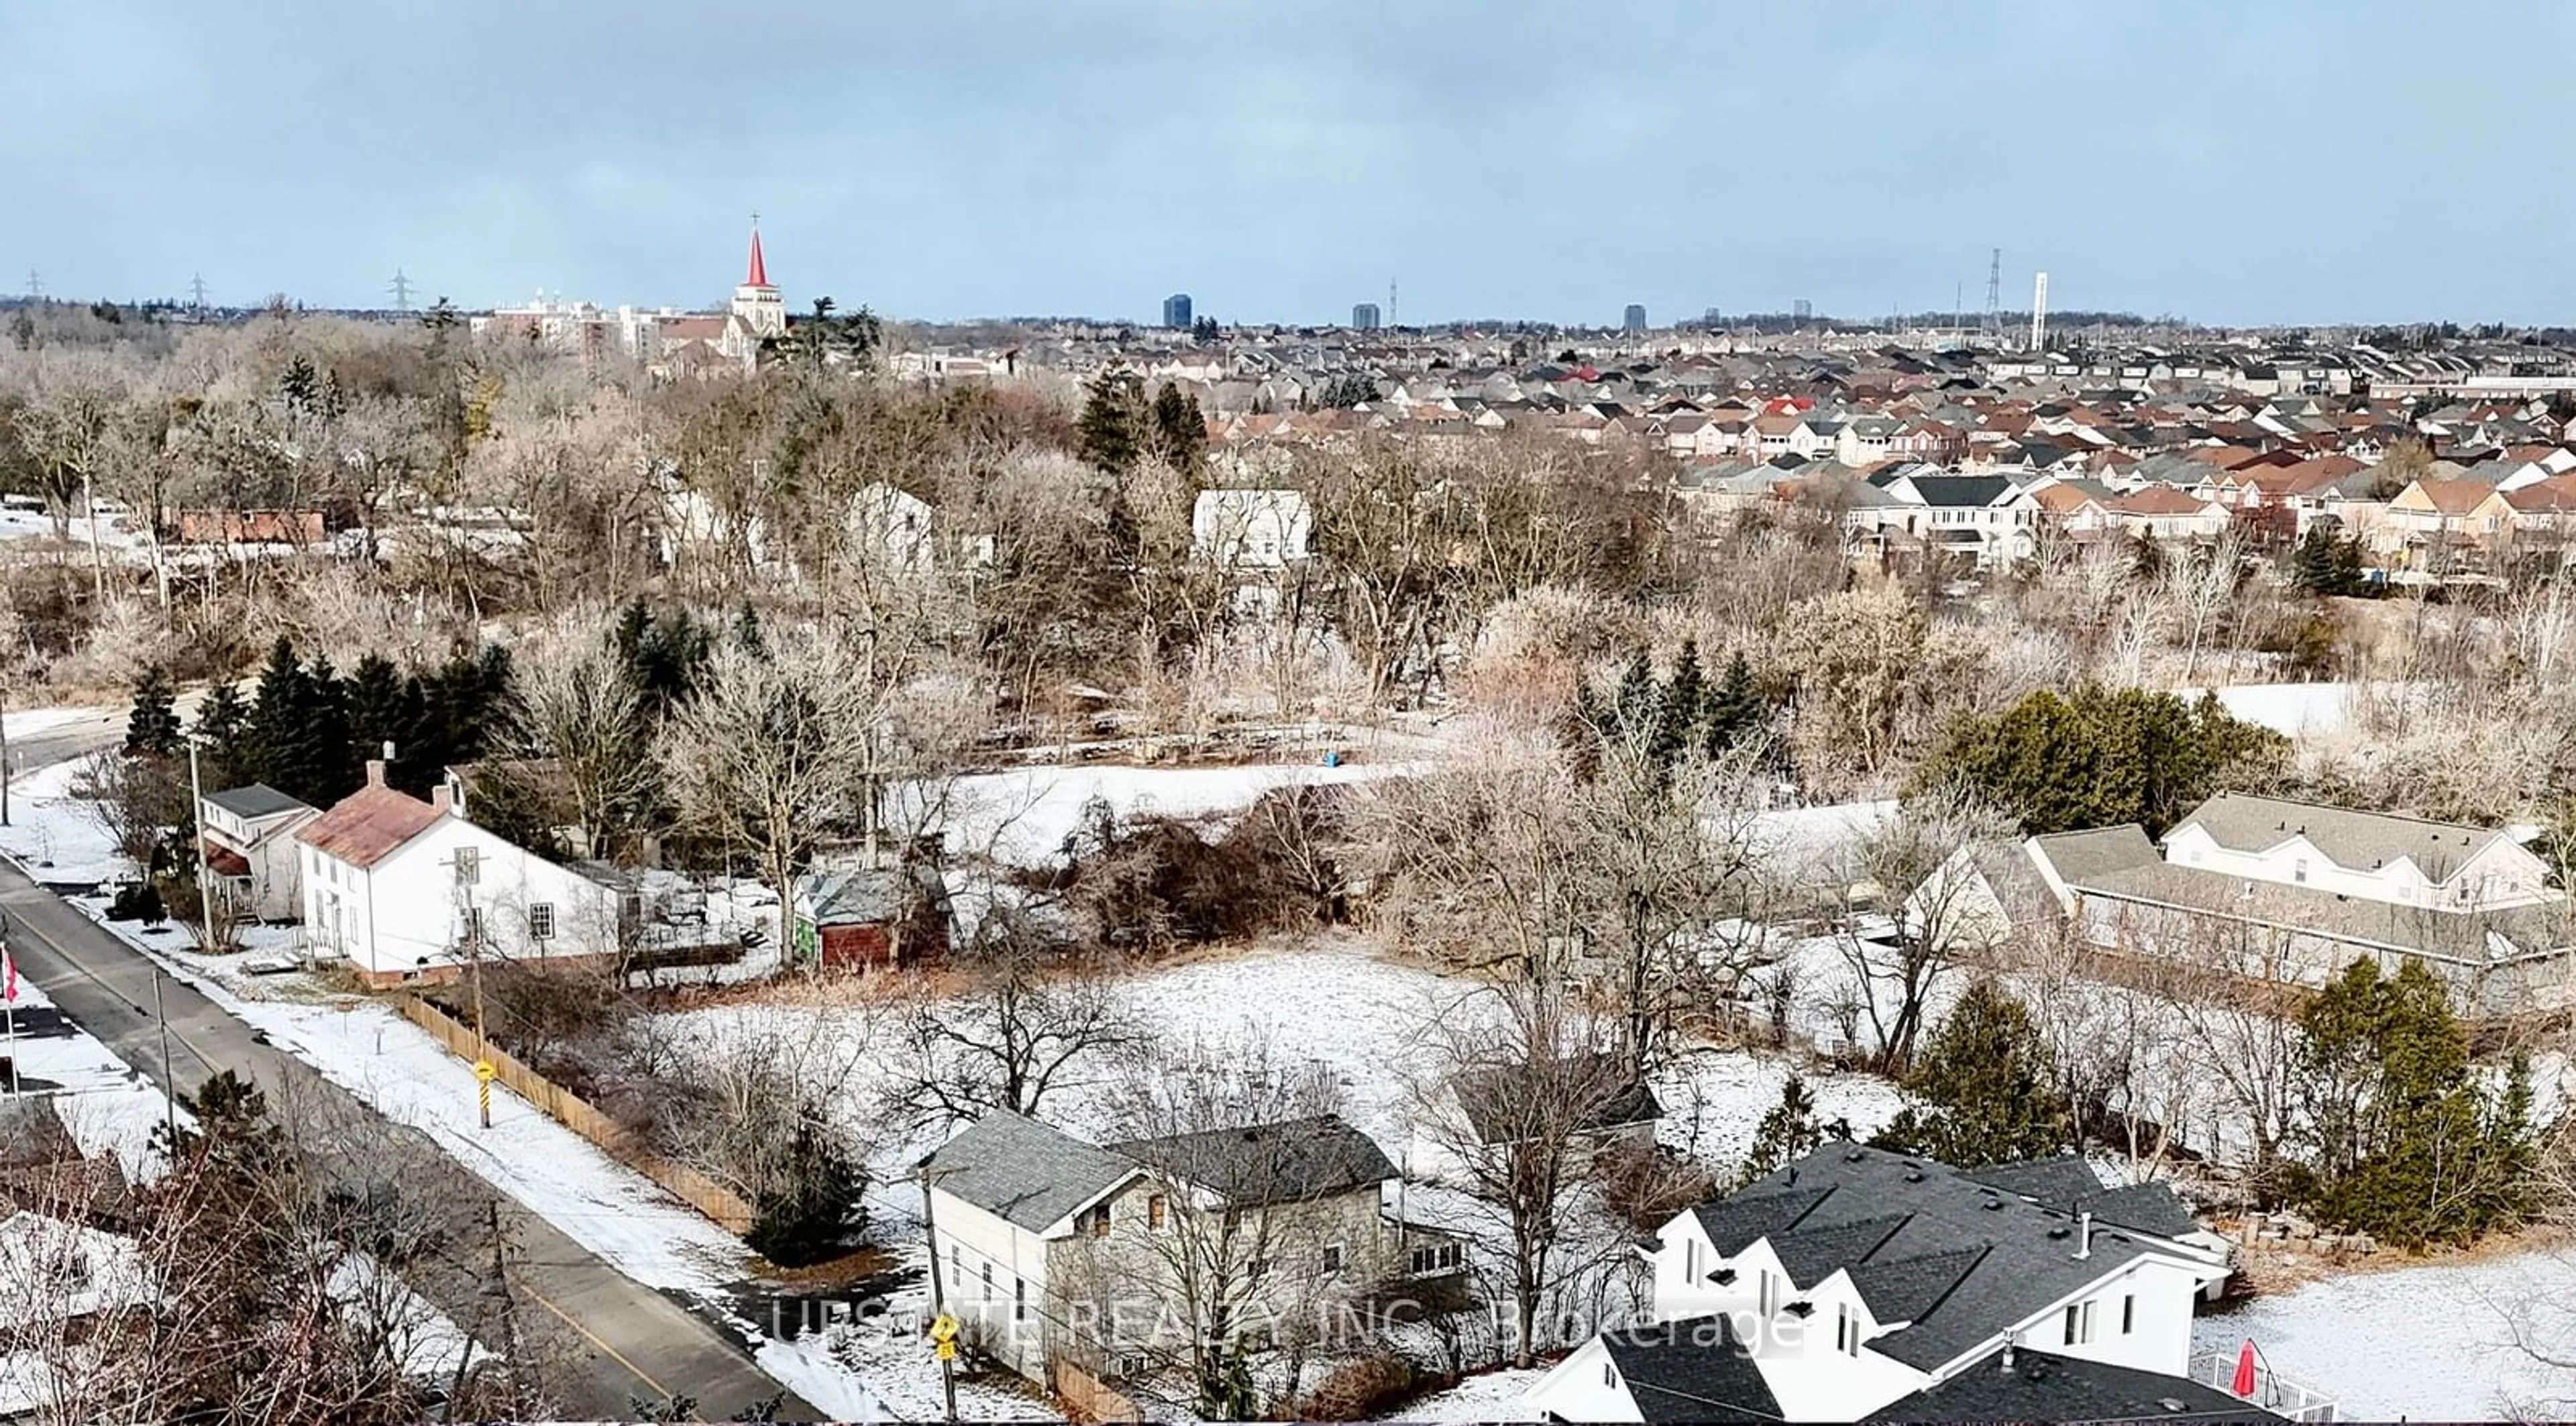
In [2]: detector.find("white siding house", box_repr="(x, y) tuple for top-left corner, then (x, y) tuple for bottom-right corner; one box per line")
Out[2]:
(197, 783), (318, 923)
(1192, 488), (1313, 568)
(295, 761), (623, 987)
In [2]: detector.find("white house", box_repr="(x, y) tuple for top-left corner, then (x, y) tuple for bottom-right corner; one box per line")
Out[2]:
(197, 783), (319, 923)
(2159, 793), (2555, 912)
(1521, 1147), (2288, 1423)
(294, 760), (624, 987)
(1191, 488), (1313, 568)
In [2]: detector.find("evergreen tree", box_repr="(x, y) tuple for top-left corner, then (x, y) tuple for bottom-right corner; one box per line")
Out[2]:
(1702, 650), (1765, 755)
(290, 655), (356, 802)
(733, 604), (765, 655)
(240, 637), (309, 793)
(614, 602), (708, 717)
(1921, 684), (2289, 836)
(276, 354), (320, 415)
(1872, 981), (2068, 1168)
(2292, 524), (2347, 596)
(1739, 1074), (1824, 1186)
(1608, 648), (1658, 739)
(1150, 381), (1208, 480)
(344, 653), (416, 772)
(743, 1107), (867, 1268)
(1654, 641), (1706, 772)
(1077, 372), (1150, 475)
(191, 681), (248, 788)
(2292, 958), (2537, 1247)
(123, 665), (183, 758)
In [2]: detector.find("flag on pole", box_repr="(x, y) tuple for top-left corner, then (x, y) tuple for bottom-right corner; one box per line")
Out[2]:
(2, 945), (14, 1005)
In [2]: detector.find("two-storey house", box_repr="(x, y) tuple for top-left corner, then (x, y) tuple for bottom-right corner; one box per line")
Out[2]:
(196, 783), (319, 923)
(1522, 1148), (2308, 1422)
(295, 759), (625, 987)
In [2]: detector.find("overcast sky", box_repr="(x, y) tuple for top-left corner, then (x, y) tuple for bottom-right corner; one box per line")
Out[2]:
(2, 0), (2562, 327)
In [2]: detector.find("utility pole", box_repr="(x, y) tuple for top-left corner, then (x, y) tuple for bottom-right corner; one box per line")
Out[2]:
(3, 915), (17, 1097)
(186, 735), (219, 950)
(1, 683), (12, 827)
(153, 971), (176, 1144)
(918, 1171), (961, 1425)
(469, 905), (490, 1129)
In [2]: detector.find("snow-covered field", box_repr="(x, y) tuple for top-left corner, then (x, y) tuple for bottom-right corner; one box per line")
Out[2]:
(3, 967), (184, 1179)
(924, 759), (1411, 869)
(2197, 1250), (2576, 1421)
(2183, 682), (2356, 739)
(0, 759), (125, 885)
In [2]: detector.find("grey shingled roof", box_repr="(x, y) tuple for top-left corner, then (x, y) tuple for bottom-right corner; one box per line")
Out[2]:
(1962, 1156), (2105, 1206)
(1715, 1147), (2214, 1374)
(1450, 1060), (1661, 1146)
(1106, 1115), (1395, 1207)
(2167, 793), (2516, 881)
(2027, 824), (2162, 884)
(922, 1110), (1136, 1232)
(2074, 858), (2566, 966)
(205, 783), (312, 821)
(1600, 1315), (1783, 1424)
(1966, 1158), (2203, 1240)
(1872, 1346), (2283, 1422)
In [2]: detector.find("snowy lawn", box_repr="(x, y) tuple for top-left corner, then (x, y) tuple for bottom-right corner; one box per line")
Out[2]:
(924, 761), (1413, 869)
(2, 969), (185, 1180)
(2196, 1248), (2576, 1421)
(0, 760), (126, 885)
(1372, 1366), (1546, 1421)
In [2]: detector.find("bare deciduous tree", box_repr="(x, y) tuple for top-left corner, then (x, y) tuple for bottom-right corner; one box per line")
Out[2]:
(1828, 784), (2018, 1074)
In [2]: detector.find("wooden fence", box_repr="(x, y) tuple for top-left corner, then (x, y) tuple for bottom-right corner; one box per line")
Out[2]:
(395, 995), (759, 1235)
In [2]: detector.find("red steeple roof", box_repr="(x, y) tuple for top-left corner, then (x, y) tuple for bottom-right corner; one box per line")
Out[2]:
(745, 225), (771, 288)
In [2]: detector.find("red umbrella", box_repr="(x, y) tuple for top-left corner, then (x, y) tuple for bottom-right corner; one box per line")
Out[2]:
(2231, 1339), (2258, 1398)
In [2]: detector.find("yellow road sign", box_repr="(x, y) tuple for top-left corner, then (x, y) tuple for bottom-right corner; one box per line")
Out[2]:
(936, 1339), (957, 1362)
(928, 1313), (960, 1344)
(473, 1060), (496, 1083)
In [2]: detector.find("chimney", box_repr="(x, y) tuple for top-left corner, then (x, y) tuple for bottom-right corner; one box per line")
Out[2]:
(2001, 1334), (2017, 1372)
(432, 784), (453, 816)
(381, 740), (396, 761)
(2076, 1209), (2093, 1260)
(364, 759), (386, 789)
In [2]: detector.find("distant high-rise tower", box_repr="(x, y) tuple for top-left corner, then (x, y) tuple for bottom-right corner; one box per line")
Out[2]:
(1352, 302), (1382, 331)
(1623, 303), (1648, 334)
(1163, 292), (1193, 329)
(2029, 271), (2050, 351)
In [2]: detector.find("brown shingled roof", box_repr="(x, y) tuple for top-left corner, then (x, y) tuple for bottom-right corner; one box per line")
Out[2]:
(296, 776), (442, 869)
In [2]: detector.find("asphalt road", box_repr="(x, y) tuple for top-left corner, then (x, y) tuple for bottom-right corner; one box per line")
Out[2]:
(0, 755), (822, 1419)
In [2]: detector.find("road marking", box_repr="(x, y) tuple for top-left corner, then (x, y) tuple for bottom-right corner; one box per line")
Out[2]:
(518, 1279), (676, 1403)
(0, 883), (223, 1079)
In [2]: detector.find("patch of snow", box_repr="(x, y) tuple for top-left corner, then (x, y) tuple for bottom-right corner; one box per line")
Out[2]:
(1374, 1366), (1546, 1421)
(1, 968), (186, 1180)
(0, 760), (125, 885)
(2180, 683), (2355, 738)
(2196, 1250), (2576, 1421)
(921, 761), (1410, 869)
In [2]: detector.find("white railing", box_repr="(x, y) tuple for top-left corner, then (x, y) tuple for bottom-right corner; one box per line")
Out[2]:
(2189, 1349), (2336, 1422)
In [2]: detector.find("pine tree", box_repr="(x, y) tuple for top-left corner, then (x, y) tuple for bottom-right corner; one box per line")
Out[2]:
(344, 653), (415, 772)
(2293, 958), (2536, 1246)
(123, 665), (183, 758)
(2292, 524), (2344, 596)
(1077, 372), (1150, 475)
(1702, 650), (1764, 755)
(240, 638), (309, 792)
(733, 604), (765, 655)
(1654, 641), (1706, 773)
(290, 655), (356, 802)
(1740, 1074), (1824, 1186)
(1609, 648), (1657, 739)
(1871, 981), (2068, 1168)
(191, 682), (248, 788)
(1150, 381), (1208, 480)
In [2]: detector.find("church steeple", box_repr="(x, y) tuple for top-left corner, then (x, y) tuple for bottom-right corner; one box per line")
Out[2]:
(745, 218), (771, 290)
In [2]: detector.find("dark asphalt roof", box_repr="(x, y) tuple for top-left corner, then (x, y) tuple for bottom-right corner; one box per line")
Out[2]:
(1601, 1315), (1784, 1423)
(1871, 1346), (2282, 1423)
(204, 783), (311, 820)
(1106, 1114), (1395, 1207)
(1711, 1148), (2214, 1372)
(1450, 1058), (1662, 1145)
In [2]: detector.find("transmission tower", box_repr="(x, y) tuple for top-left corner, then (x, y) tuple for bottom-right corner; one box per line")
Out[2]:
(388, 268), (415, 312)
(1982, 247), (2001, 340)
(189, 273), (209, 310)
(1387, 277), (1397, 329)
(22, 269), (39, 300)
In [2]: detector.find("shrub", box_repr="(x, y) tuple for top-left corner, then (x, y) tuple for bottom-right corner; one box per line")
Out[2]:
(107, 880), (166, 924)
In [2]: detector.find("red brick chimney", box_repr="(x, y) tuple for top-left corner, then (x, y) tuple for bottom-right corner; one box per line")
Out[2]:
(364, 759), (386, 789)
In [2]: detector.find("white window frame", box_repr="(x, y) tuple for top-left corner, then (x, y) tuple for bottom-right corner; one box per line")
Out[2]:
(529, 902), (555, 940)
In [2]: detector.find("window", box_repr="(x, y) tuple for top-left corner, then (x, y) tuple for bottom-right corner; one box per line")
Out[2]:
(980, 1264), (991, 1299)
(1322, 1244), (1344, 1276)
(1014, 1276), (1027, 1322)
(2292, 857), (2308, 884)
(2063, 1300), (2096, 1346)
(1409, 1243), (1463, 1275)
(1081, 1203), (1112, 1238)
(454, 847), (480, 885)
(2121, 1294), (2135, 1335)
(1759, 1272), (1777, 1317)
(1835, 1305), (1854, 1355)
(1148, 1194), (1167, 1230)
(1602, 1362), (1617, 1388)
(529, 903), (555, 939)
(1684, 1241), (1698, 1281)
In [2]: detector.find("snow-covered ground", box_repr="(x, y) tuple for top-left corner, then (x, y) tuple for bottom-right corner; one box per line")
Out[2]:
(0, 759), (125, 885)
(920, 760), (1412, 869)
(2182, 682), (2356, 739)
(2197, 1249), (2576, 1421)
(3, 969), (184, 1180)
(1374, 1366), (1546, 1421)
